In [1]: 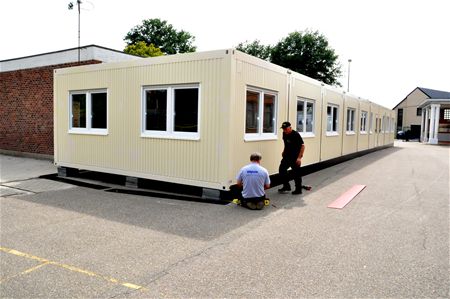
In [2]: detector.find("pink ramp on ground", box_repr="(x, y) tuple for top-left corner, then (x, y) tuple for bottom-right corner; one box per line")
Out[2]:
(327, 185), (366, 209)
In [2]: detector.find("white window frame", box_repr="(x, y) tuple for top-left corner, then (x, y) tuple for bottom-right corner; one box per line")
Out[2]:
(141, 84), (201, 140)
(69, 89), (108, 135)
(360, 111), (368, 134)
(244, 86), (278, 141)
(326, 104), (339, 136)
(296, 97), (315, 138)
(346, 108), (356, 134)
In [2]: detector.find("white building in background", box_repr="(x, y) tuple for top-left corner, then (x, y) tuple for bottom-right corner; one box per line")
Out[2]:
(393, 87), (450, 144)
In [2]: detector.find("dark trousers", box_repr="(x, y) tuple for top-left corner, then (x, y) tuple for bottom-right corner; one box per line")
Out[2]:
(239, 195), (266, 205)
(279, 158), (302, 189)
(237, 193), (265, 202)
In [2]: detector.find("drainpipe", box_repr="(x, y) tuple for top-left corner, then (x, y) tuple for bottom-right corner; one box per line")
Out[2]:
(319, 83), (325, 162)
(286, 70), (291, 121)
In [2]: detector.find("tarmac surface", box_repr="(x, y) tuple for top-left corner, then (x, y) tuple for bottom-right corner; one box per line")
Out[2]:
(0, 141), (449, 298)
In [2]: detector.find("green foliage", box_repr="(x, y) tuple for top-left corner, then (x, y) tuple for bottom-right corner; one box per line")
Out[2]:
(124, 41), (164, 57)
(237, 30), (342, 86)
(236, 40), (271, 60)
(124, 18), (196, 55)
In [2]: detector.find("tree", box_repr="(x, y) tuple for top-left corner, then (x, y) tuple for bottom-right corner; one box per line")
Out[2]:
(236, 30), (342, 86)
(271, 30), (342, 86)
(124, 18), (196, 55)
(124, 41), (164, 57)
(236, 40), (271, 60)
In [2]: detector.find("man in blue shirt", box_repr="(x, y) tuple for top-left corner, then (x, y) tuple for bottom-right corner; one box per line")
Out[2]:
(236, 152), (271, 210)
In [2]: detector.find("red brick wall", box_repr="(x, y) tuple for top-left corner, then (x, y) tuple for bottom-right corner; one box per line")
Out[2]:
(0, 60), (101, 156)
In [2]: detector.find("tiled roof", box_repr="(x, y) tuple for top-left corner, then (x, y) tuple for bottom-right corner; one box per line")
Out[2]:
(418, 87), (450, 99)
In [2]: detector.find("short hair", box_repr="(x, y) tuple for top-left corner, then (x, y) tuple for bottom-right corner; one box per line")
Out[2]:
(250, 152), (262, 161)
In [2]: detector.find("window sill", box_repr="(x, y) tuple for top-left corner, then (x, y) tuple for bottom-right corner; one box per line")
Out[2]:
(360, 132), (368, 135)
(141, 133), (200, 141)
(68, 130), (108, 136)
(244, 134), (278, 142)
(326, 132), (339, 137)
(346, 131), (356, 136)
(301, 132), (315, 138)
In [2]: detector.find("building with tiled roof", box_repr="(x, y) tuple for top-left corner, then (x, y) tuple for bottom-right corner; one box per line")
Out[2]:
(393, 87), (450, 144)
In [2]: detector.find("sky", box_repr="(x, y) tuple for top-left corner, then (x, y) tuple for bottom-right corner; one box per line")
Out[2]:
(1, 0), (449, 109)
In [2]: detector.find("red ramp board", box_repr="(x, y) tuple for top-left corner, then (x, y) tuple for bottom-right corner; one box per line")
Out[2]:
(327, 185), (366, 209)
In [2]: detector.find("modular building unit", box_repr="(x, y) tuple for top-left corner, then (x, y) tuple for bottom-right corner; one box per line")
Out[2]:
(54, 49), (394, 192)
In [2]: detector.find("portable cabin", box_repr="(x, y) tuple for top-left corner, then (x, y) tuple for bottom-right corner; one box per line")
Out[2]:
(54, 49), (394, 195)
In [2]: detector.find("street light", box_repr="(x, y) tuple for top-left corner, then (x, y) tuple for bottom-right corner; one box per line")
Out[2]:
(347, 59), (352, 92)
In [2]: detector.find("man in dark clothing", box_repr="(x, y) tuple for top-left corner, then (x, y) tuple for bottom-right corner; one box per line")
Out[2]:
(278, 121), (305, 195)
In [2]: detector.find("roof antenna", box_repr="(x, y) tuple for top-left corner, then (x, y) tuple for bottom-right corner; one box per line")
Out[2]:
(68, 0), (82, 62)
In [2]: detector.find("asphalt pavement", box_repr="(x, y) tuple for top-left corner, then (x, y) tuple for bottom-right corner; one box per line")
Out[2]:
(0, 141), (449, 298)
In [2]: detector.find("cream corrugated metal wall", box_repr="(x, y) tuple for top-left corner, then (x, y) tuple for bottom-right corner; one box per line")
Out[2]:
(55, 49), (395, 191)
(228, 53), (288, 180)
(55, 51), (232, 189)
(289, 75), (322, 166)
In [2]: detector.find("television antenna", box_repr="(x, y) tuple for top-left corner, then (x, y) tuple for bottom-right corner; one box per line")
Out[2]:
(68, 0), (95, 62)
(68, 0), (82, 62)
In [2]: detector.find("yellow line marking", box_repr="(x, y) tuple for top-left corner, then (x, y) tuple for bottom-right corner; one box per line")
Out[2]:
(0, 262), (49, 283)
(0, 247), (147, 291)
(22, 262), (50, 274)
(122, 283), (143, 290)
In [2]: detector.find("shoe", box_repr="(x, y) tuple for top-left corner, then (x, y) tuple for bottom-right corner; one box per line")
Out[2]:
(302, 185), (312, 191)
(255, 200), (265, 210)
(291, 189), (302, 195)
(278, 186), (291, 193)
(246, 201), (257, 210)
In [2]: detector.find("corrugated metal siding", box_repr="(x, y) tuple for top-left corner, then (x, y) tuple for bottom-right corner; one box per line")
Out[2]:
(321, 89), (344, 161)
(342, 95), (358, 155)
(229, 56), (288, 179)
(291, 77), (322, 165)
(55, 55), (230, 189)
(55, 49), (395, 191)
(358, 101), (371, 151)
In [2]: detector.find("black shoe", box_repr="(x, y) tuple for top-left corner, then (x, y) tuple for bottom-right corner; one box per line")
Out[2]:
(246, 201), (257, 210)
(302, 185), (312, 191)
(291, 189), (302, 195)
(278, 186), (291, 193)
(255, 200), (265, 210)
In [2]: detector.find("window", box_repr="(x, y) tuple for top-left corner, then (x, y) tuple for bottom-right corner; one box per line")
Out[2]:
(70, 89), (107, 134)
(444, 109), (450, 120)
(397, 108), (403, 131)
(360, 111), (368, 133)
(416, 108), (422, 116)
(346, 108), (355, 132)
(296, 98), (315, 135)
(326, 105), (339, 134)
(245, 87), (277, 140)
(142, 84), (200, 139)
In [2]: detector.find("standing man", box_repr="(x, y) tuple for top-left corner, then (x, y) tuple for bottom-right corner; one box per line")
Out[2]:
(236, 152), (271, 210)
(278, 121), (305, 195)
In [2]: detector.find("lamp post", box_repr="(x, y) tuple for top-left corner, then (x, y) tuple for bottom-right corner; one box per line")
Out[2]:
(347, 59), (352, 92)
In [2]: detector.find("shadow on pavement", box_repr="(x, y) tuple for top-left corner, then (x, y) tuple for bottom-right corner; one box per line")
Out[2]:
(7, 146), (402, 241)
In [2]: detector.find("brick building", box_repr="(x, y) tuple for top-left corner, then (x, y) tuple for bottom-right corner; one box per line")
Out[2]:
(0, 45), (140, 159)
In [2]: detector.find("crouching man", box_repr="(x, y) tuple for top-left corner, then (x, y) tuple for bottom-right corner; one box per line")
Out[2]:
(236, 152), (271, 210)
